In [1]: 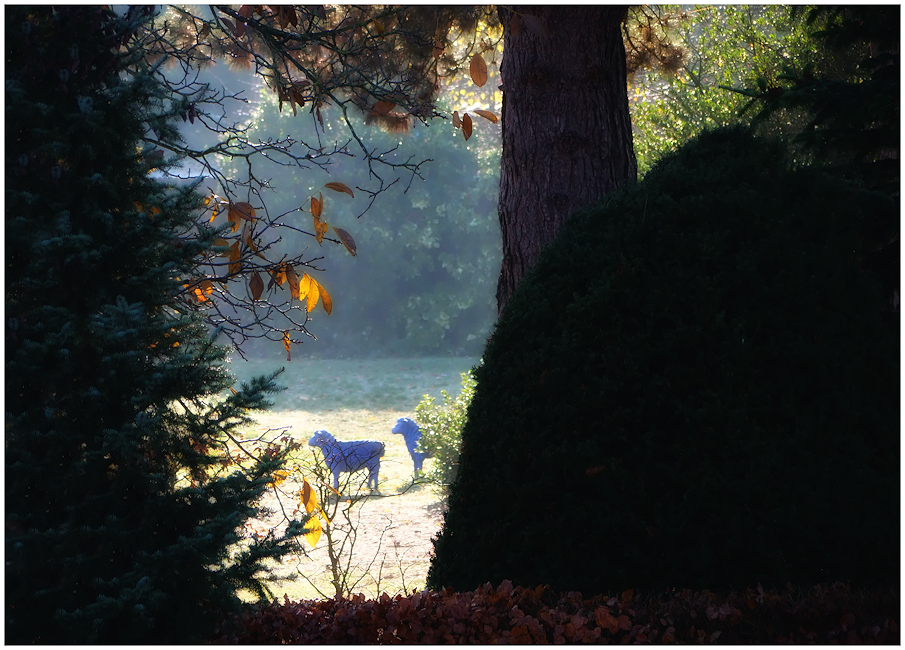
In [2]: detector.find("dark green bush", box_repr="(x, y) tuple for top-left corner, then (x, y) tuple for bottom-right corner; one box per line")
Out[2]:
(427, 127), (899, 596)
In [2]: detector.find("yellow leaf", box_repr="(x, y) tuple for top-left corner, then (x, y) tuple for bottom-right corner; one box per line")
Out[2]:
(324, 182), (354, 198)
(304, 512), (322, 547)
(272, 469), (290, 486)
(299, 273), (319, 313)
(332, 226), (357, 256)
(470, 53), (488, 87)
(306, 279), (320, 314)
(283, 331), (292, 361)
(286, 266), (300, 300)
(310, 195), (322, 219)
(462, 113), (473, 140)
(473, 109), (498, 123)
(300, 478), (317, 513)
(317, 280), (332, 315)
(249, 270), (264, 300)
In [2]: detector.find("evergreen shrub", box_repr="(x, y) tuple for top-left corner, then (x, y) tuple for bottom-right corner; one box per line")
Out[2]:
(5, 7), (306, 643)
(427, 127), (899, 596)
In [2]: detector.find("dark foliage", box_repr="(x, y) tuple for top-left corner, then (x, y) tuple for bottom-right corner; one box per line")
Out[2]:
(212, 579), (899, 644)
(427, 127), (899, 596)
(739, 5), (899, 308)
(6, 7), (305, 643)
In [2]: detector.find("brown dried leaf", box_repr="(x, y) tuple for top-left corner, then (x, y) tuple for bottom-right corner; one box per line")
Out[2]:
(473, 109), (498, 123)
(371, 99), (396, 116)
(315, 219), (328, 244)
(232, 201), (256, 221)
(324, 181), (354, 198)
(249, 271), (264, 301)
(286, 265), (300, 300)
(470, 53), (488, 87)
(332, 226), (357, 256)
(310, 194), (322, 219)
(462, 113), (473, 140)
(228, 241), (241, 275)
(452, 110), (462, 128)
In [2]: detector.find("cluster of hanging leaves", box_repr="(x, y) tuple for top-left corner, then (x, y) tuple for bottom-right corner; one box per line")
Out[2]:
(187, 181), (361, 360)
(449, 51), (498, 141)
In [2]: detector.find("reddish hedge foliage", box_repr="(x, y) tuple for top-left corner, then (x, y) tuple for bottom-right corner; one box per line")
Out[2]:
(212, 581), (899, 644)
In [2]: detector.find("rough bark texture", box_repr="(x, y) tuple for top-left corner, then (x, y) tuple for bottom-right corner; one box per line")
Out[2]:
(495, 6), (637, 312)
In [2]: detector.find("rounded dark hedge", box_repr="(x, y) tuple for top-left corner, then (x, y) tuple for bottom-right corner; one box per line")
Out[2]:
(427, 127), (899, 596)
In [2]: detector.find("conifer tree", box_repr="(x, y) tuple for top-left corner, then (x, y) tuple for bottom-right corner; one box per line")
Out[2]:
(6, 7), (306, 643)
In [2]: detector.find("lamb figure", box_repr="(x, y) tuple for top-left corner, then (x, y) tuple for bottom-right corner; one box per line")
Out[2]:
(308, 429), (385, 492)
(392, 417), (433, 475)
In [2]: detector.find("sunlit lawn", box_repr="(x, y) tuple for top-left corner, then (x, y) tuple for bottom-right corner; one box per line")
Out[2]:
(225, 355), (478, 601)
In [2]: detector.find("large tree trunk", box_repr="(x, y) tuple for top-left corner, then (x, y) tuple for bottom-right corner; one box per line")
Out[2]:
(495, 6), (637, 312)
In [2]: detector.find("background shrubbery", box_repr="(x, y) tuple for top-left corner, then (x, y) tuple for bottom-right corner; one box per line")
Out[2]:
(414, 369), (475, 493)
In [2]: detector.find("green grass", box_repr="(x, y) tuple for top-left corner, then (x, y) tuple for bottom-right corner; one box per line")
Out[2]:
(226, 356), (481, 412)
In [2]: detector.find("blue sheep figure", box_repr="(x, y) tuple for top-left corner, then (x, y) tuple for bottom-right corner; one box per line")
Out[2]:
(392, 417), (433, 475)
(308, 429), (385, 492)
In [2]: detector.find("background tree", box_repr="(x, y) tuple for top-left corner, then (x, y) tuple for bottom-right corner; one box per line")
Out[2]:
(5, 7), (308, 642)
(627, 5), (814, 175)
(728, 5), (899, 310)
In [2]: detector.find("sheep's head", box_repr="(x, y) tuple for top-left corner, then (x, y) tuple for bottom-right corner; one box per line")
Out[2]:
(308, 429), (334, 448)
(392, 417), (419, 437)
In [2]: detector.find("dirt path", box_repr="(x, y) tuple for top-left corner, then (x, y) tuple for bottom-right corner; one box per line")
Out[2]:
(243, 408), (447, 601)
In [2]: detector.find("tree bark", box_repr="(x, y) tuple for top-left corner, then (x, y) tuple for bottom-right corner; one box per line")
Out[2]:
(495, 6), (637, 312)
